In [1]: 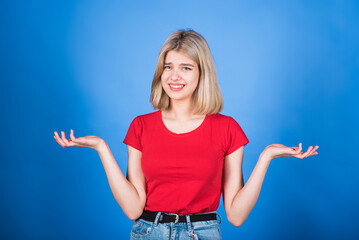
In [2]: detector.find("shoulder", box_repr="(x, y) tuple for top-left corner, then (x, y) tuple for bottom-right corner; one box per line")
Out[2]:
(136, 110), (159, 119)
(208, 112), (237, 125)
(125, 111), (160, 136)
(208, 113), (246, 135)
(131, 110), (160, 123)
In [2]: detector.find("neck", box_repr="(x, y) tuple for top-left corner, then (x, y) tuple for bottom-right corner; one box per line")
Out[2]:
(164, 99), (197, 121)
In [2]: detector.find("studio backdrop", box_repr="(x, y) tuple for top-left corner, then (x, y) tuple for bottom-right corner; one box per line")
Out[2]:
(0, 0), (358, 239)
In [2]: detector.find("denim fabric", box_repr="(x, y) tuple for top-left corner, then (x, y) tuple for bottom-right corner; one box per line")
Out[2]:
(130, 211), (222, 240)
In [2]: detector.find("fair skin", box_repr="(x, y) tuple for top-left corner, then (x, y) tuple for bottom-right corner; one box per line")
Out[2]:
(160, 50), (204, 131)
(53, 50), (319, 225)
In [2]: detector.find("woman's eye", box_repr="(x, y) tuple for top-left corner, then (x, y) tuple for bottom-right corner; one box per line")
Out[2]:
(164, 66), (171, 70)
(183, 67), (192, 71)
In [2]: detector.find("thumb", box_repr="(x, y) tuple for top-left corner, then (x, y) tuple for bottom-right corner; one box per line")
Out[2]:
(294, 143), (302, 154)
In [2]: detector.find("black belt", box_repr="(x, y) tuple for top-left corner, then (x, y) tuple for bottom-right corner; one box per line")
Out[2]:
(138, 210), (217, 224)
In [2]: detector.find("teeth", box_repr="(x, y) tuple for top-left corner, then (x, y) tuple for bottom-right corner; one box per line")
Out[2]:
(170, 85), (184, 89)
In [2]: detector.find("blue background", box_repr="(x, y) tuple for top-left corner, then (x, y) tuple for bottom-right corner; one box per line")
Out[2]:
(1, 0), (358, 239)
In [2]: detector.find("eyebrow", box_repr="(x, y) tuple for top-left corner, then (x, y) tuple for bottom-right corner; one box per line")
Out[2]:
(164, 62), (195, 67)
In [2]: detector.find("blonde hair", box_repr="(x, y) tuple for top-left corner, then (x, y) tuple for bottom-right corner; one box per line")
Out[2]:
(150, 29), (223, 115)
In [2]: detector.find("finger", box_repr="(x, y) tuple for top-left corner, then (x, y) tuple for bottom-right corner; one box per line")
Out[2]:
(308, 145), (318, 155)
(61, 131), (71, 146)
(70, 129), (77, 142)
(308, 146), (319, 156)
(302, 146), (314, 158)
(293, 143), (302, 154)
(308, 146), (319, 157)
(54, 135), (63, 147)
(54, 131), (66, 147)
(294, 145), (310, 159)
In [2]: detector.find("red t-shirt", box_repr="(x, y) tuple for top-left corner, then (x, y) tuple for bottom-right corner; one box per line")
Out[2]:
(123, 110), (249, 215)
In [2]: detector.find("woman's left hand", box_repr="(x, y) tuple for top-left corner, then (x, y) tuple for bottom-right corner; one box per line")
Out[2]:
(262, 143), (319, 160)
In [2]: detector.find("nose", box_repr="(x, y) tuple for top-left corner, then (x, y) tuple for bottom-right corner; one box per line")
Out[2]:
(170, 68), (180, 81)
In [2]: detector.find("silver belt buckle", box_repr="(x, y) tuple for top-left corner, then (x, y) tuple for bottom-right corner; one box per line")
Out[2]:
(167, 213), (179, 223)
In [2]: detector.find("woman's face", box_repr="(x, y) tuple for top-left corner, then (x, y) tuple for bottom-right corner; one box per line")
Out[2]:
(161, 50), (200, 104)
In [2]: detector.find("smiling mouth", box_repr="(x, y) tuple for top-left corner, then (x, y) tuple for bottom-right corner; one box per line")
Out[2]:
(169, 84), (185, 89)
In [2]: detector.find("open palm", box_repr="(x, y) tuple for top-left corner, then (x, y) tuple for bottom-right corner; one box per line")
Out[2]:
(264, 143), (319, 159)
(53, 129), (104, 151)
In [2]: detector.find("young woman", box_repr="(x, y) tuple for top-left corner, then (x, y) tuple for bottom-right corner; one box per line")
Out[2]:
(54, 29), (319, 239)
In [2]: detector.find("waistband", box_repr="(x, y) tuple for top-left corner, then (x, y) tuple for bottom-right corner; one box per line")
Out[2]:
(138, 210), (219, 224)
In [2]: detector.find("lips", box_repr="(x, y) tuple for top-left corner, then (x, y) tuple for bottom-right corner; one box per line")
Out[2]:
(169, 84), (185, 91)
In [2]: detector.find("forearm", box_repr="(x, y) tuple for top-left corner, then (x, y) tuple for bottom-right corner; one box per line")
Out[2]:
(228, 152), (272, 226)
(96, 141), (144, 220)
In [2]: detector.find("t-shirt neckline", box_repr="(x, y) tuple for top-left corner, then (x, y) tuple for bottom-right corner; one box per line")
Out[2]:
(158, 110), (208, 136)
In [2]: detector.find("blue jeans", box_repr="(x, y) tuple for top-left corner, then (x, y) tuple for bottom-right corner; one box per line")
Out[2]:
(130, 211), (222, 240)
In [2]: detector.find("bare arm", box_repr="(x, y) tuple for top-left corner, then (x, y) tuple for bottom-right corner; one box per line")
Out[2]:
(223, 148), (270, 227)
(223, 143), (319, 227)
(54, 130), (146, 220)
(96, 142), (146, 220)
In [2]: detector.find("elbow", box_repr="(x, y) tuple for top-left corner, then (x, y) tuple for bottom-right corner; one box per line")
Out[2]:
(127, 214), (140, 221)
(125, 201), (145, 221)
(126, 209), (143, 221)
(115, 196), (145, 221)
(227, 215), (246, 227)
(229, 219), (244, 227)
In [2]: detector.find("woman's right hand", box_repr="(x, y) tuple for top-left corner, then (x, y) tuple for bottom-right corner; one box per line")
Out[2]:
(54, 129), (105, 151)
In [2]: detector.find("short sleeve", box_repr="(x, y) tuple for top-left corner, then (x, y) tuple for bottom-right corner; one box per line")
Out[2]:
(123, 116), (143, 152)
(225, 117), (249, 156)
